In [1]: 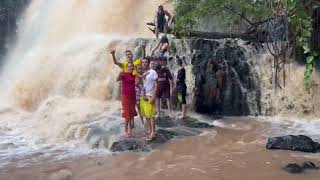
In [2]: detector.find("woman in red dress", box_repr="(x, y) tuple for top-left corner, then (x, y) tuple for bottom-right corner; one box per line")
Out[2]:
(117, 62), (137, 137)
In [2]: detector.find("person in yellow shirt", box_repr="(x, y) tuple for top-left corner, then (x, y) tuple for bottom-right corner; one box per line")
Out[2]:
(110, 47), (145, 75)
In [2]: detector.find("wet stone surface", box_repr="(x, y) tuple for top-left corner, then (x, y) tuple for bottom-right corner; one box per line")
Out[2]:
(109, 117), (214, 152)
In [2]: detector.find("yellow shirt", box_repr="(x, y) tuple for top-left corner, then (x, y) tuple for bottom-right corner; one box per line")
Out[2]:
(119, 59), (141, 75)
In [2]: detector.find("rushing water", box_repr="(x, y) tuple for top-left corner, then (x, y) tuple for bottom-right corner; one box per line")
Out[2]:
(0, 0), (320, 180)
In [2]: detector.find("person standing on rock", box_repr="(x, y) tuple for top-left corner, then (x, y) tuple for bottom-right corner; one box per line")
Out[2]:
(154, 5), (171, 39)
(110, 48), (144, 75)
(135, 64), (146, 126)
(174, 57), (187, 119)
(116, 62), (137, 137)
(155, 57), (173, 118)
(140, 57), (158, 141)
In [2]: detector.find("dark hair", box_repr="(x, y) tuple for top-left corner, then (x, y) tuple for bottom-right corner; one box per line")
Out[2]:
(160, 56), (167, 62)
(154, 63), (162, 72)
(160, 36), (169, 44)
(125, 50), (132, 54)
(142, 56), (150, 63)
(176, 57), (183, 66)
(158, 5), (164, 10)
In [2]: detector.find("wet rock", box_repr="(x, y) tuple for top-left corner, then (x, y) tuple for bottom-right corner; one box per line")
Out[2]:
(283, 161), (318, 174)
(149, 129), (179, 144)
(49, 169), (72, 180)
(283, 164), (303, 174)
(188, 39), (261, 116)
(156, 116), (176, 128)
(301, 161), (318, 170)
(178, 118), (214, 128)
(266, 135), (320, 153)
(110, 139), (149, 152)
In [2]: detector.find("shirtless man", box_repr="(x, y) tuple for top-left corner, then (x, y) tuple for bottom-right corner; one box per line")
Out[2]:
(154, 5), (172, 39)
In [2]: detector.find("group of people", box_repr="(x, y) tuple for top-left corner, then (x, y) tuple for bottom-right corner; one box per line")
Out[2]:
(110, 4), (183, 141)
(111, 36), (186, 141)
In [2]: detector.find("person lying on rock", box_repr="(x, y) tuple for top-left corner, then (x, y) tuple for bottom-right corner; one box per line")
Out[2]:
(116, 62), (137, 138)
(154, 5), (171, 39)
(173, 57), (187, 119)
(110, 48), (145, 75)
(154, 57), (173, 118)
(140, 57), (158, 141)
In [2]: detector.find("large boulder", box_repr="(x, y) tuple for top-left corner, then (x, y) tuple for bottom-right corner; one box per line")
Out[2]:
(266, 135), (320, 153)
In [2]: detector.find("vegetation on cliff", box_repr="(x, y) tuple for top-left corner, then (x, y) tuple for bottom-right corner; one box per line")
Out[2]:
(171, 0), (320, 85)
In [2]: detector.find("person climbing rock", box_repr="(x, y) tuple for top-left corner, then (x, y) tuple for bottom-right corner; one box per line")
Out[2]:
(151, 35), (170, 59)
(110, 48), (145, 75)
(154, 5), (171, 39)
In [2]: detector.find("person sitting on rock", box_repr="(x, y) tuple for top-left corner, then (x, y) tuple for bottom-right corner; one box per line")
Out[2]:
(173, 57), (187, 119)
(151, 35), (170, 59)
(110, 48), (145, 75)
(154, 5), (171, 39)
(116, 62), (137, 137)
(154, 57), (173, 118)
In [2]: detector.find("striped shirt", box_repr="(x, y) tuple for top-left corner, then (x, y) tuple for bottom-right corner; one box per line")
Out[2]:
(144, 69), (158, 96)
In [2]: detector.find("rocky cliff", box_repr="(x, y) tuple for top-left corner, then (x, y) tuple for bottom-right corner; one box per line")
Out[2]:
(120, 37), (320, 117)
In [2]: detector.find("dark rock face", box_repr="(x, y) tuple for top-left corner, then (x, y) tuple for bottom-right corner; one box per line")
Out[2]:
(283, 161), (318, 174)
(301, 161), (318, 170)
(283, 164), (304, 174)
(189, 39), (261, 115)
(0, 0), (30, 63)
(266, 135), (320, 153)
(109, 117), (214, 152)
(110, 140), (150, 152)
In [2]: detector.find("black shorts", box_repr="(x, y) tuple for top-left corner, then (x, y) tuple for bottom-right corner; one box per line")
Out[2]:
(157, 22), (165, 33)
(156, 84), (170, 99)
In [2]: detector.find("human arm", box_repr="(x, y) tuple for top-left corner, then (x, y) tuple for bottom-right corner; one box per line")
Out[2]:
(110, 50), (121, 67)
(165, 10), (172, 25)
(150, 80), (158, 104)
(116, 72), (122, 81)
(151, 41), (161, 55)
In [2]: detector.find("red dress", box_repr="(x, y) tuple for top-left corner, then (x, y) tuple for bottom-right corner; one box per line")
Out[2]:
(120, 72), (137, 119)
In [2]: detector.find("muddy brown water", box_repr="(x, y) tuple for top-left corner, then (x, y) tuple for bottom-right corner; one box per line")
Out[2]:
(1, 117), (320, 180)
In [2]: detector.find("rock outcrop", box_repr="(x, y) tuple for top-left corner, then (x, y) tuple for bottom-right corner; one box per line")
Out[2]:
(84, 116), (214, 152)
(266, 135), (320, 153)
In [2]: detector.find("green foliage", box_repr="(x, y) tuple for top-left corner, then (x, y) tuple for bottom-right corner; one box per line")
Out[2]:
(173, 0), (320, 86)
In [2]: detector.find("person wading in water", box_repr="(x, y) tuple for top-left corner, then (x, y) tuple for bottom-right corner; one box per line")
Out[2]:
(154, 5), (171, 39)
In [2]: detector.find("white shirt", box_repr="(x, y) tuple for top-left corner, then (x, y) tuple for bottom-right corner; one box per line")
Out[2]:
(144, 69), (158, 96)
